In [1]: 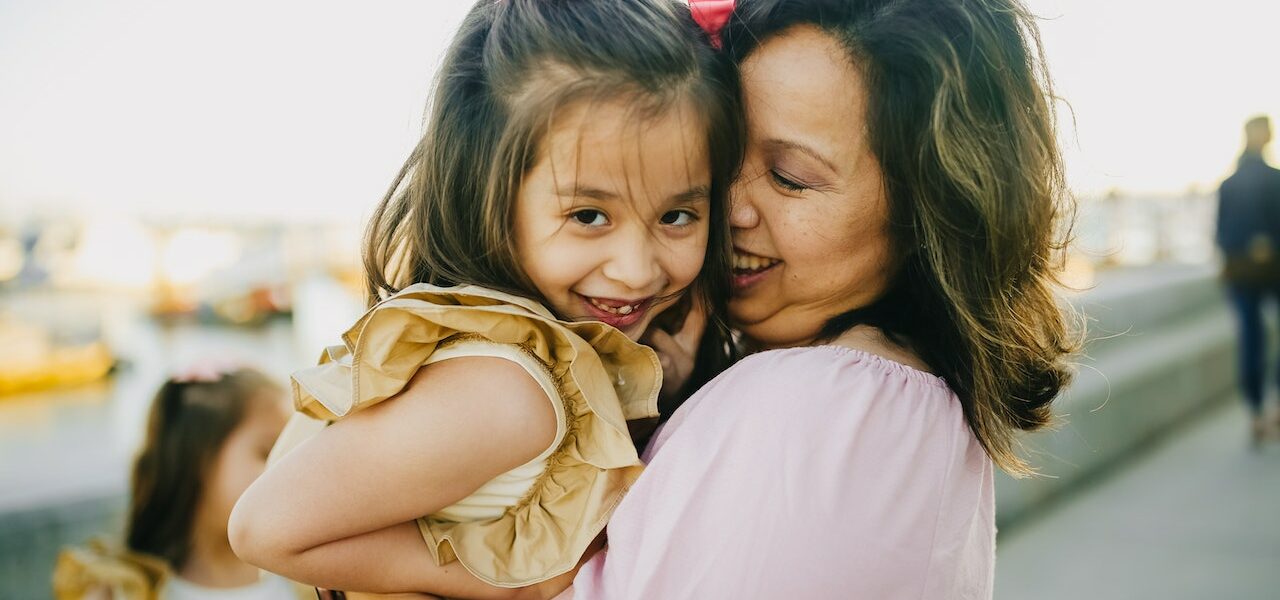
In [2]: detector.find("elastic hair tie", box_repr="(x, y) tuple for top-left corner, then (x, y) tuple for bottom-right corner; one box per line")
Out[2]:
(689, 0), (734, 49)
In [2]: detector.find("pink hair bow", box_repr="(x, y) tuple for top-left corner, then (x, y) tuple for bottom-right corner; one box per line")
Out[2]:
(689, 0), (734, 49)
(172, 359), (240, 383)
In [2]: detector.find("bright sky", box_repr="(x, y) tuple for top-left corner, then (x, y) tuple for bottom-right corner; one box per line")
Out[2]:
(1, 0), (1277, 221)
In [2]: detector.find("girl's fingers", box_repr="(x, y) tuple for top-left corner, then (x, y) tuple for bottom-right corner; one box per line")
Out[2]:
(673, 300), (707, 352)
(647, 329), (678, 356)
(649, 330), (691, 372)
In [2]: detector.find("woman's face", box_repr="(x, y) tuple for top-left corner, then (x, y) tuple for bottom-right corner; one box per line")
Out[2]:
(729, 25), (893, 349)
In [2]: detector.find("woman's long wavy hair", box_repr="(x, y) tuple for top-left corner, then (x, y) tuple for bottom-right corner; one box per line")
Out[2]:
(126, 368), (281, 568)
(363, 0), (744, 415)
(725, 0), (1081, 475)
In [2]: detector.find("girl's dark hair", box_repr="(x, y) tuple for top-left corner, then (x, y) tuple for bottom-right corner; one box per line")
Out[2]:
(725, 0), (1080, 475)
(364, 0), (744, 414)
(125, 368), (280, 568)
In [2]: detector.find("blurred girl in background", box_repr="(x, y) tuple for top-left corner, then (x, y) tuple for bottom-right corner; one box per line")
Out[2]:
(54, 366), (304, 600)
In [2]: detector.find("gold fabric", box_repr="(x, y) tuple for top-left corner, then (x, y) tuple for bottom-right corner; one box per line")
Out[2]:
(51, 538), (313, 600)
(281, 284), (661, 587)
(53, 539), (166, 600)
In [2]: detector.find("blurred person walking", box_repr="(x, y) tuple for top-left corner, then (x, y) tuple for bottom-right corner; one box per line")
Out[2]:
(1217, 115), (1280, 447)
(52, 365), (307, 600)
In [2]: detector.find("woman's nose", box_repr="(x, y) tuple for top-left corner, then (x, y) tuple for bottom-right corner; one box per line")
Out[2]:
(729, 187), (760, 229)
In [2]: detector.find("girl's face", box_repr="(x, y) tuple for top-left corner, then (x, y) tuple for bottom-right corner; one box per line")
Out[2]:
(515, 97), (711, 340)
(197, 390), (290, 546)
(729, 26), (893, 349)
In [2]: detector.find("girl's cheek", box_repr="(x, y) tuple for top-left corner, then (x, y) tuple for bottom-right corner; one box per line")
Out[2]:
(673, 241), (708, 287)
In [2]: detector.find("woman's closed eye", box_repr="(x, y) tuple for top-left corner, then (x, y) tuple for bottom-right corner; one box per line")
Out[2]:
(769, 169), (809, 192)
(571, 209), (609, 227)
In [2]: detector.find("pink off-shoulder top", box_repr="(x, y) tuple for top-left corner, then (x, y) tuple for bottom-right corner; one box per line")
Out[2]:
(564, 345), (996, 599)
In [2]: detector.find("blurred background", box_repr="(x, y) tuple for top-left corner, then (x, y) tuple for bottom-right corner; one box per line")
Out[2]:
(1, 1), (1278, 598)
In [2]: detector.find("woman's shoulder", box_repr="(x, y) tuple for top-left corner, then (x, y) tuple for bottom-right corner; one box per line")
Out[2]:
(724, 342), (949, 398)
(646, 343), (962, 460)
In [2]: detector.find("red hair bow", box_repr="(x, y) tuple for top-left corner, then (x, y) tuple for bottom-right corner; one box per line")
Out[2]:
(689, 0), (734, 49)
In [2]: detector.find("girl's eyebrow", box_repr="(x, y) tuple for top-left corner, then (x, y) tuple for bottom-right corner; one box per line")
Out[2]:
(556, 184), (711, 204)
(671, 185), (711, 204)
(557, 184), (618, 201)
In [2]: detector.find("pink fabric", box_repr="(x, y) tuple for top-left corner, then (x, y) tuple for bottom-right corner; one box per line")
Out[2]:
(688, 0), (734, 48)
(563, 346), (995, 599)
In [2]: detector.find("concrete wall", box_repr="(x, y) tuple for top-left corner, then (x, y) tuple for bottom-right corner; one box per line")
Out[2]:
(0, 495), (124, 600)
(995, 265), (1239, 528)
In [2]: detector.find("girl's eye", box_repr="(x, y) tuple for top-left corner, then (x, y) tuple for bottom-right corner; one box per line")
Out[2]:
(660, 210), (697, 227)
(571, 209), (609, 227)
(769, 169), (809, 192)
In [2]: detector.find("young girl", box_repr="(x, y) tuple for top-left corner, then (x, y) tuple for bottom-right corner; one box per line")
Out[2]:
(228, 0), (739, 598)
(54, 366), (305, 600)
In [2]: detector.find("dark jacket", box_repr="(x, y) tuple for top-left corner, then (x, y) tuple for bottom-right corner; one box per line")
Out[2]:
(1217, 152), (1280, 257)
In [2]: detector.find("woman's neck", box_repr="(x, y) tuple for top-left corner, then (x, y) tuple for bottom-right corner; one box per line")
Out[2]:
(178, 531), (261, 588)
(829, 325), (932, 373)
(745, 325), (932, 374)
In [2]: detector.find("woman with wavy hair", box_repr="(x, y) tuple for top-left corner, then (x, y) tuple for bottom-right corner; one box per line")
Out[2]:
(565, 0), (1079, 597)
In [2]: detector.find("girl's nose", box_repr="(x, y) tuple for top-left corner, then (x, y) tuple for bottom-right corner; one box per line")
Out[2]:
(601, 231), (663, 292)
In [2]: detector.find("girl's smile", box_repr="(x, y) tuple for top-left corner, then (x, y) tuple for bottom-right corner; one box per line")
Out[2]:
(576, 293), (655, 330)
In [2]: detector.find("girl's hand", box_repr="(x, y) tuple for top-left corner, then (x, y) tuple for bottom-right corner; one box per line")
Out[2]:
(337, 593), (442, 600)
(643, 300), (706, 400)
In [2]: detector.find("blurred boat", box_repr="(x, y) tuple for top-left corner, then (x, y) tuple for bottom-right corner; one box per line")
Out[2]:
(0, 320), (114, 396)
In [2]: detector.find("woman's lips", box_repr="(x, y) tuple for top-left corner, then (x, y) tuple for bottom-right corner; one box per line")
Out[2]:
(577, 293), (653, 329)
(732, 249), (781, 290)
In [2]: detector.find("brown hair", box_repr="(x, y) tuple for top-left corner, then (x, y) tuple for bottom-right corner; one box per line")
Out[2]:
(125, 368), (281, 568)
(1245, 114), (1271, 153)
(363, 0), (744, 414)
(725, 0), (1081, 475)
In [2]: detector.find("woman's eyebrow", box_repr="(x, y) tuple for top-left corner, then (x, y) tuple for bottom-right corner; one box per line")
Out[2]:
(762, 138), (839, 174)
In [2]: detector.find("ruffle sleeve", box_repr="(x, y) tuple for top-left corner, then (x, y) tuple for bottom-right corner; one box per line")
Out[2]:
(52, 539), (167, 600)
(284, 284), (662, 587)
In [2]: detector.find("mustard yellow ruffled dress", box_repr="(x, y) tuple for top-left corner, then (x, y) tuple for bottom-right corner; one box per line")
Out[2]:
(52, 538), (313, 600)
(268, 284), (661, 588)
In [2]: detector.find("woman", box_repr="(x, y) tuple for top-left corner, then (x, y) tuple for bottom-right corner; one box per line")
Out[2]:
(566, 0), (1077, 597)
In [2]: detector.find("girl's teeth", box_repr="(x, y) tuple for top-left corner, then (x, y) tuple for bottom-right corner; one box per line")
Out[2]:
(588, 297), (640, 316)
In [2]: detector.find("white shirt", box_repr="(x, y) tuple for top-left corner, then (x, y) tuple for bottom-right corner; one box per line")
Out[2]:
(160, 573), (295, 600)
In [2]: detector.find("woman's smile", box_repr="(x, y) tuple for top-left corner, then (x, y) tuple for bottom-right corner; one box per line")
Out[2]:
(731, 248), (782, 290)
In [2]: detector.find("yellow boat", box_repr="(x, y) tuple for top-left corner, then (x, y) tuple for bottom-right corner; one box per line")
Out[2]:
(0, 321), (114, 396)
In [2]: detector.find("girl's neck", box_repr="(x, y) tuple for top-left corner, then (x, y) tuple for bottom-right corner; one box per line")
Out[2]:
(177, 531), (261, 588)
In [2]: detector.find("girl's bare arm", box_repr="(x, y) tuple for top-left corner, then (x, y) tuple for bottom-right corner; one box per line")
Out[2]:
(229, 356), (558, 597)
(287, 520), (591, 600)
